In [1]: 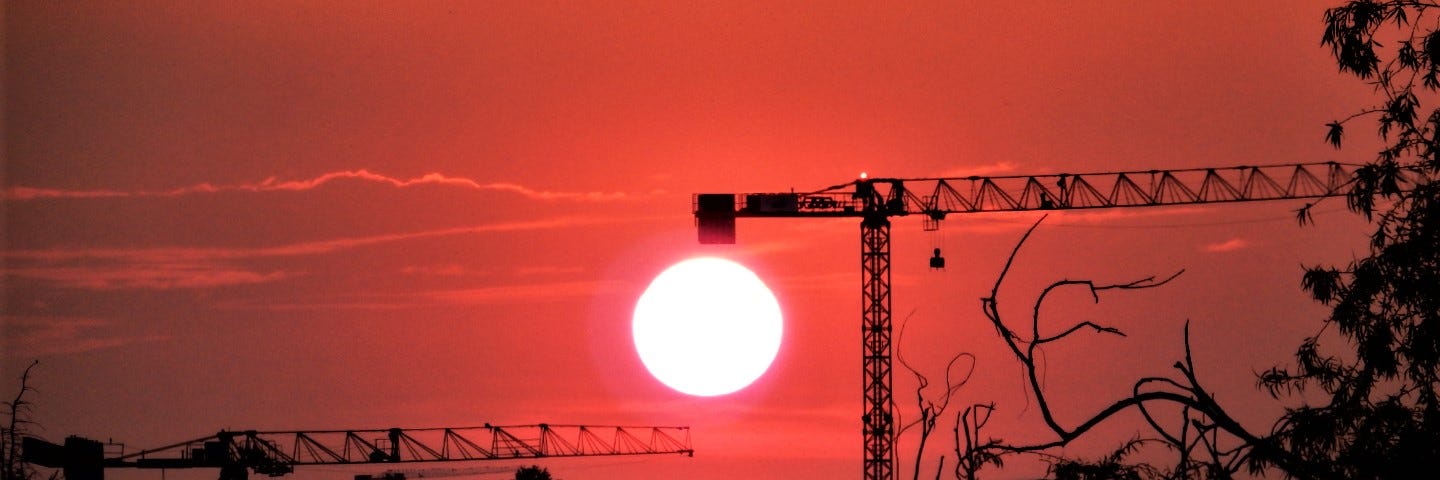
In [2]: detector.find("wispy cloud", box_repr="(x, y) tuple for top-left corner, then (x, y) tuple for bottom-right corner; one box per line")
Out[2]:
(4, 215), (666, 290)
(933, 161), (1023, 178)
(4, 170), (652, 201)
(5, 215), (656, 263)
(5, 264), (288, 290)
(401, 264), (483, 277)
(514, 265), (586, 276)
(422, 280), (631, 305)
(398, 263), (587, 278)
(928, 205), (1225, 235)
(1, 316), (169, 356)
(217, 279), (632, 310)
(1202, 237), (1249, 253)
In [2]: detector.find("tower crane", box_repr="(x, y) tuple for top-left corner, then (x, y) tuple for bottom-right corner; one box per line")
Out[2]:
(22, 424), (692, 480)
(694, 162), (1361, 480)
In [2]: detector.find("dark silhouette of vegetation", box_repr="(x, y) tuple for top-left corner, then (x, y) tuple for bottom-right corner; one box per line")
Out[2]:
(1263, 1), (1440, 477)
(1, 361), (43, 480)
(923, 2), (1440, 479)
(513, 465), (551, 480)
(897, 312), (975, 480)
(1045, 439), (1165, 480)
(951, 219), (1280, 479)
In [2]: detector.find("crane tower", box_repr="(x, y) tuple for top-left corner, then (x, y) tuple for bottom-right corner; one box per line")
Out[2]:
(694, 162), (1357, 480)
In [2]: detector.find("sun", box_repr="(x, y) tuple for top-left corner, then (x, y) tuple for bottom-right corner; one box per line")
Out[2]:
(632, 257), (783, 396)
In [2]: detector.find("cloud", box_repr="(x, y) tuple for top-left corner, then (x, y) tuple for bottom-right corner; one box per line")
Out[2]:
(5, 215), (661, 263)
(1, 315), (169, 356)
(926, 205), (1228, 235)
(422, 280), (630, 305)
(3, 170), (651, 202)
(1202, 237), (1249, 253)
(5, 264), (288, 290)
(4, 215), (668, 290)
(401, 264), (481, 277)
(217, 279), (631, 310)
(932, 161), (1023, 178)
(514, 265), (585, 276)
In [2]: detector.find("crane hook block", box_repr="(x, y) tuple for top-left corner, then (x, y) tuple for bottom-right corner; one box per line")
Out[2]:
(929, 248), (945, 270)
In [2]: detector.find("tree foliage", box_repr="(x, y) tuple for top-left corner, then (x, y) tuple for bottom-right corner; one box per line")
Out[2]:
(935, 3), (1440, 478)
(1258, 1), (1440, 478)
(513, 465), (551, 480)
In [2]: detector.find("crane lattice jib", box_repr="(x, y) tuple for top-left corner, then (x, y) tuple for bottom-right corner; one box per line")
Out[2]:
(692, 161), (1365, 480)
(698, 162), (1358, 224)
(103, 425), (692, 474)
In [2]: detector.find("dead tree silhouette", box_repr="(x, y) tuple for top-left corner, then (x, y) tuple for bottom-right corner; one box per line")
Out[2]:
(2, 361), (51, 480)
(948, 218), (1321, 479)
(895, 312), (974, 480)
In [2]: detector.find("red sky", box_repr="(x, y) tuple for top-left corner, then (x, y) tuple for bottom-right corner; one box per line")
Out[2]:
(3, 2), (1383, 479)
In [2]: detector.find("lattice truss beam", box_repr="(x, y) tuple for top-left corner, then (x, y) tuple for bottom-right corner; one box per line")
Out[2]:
(108, 425), (692, 475)
(707, 162), (1358, 221)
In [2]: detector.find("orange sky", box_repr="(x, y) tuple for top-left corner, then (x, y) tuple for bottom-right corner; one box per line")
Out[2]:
(3, 2), (1384, 479)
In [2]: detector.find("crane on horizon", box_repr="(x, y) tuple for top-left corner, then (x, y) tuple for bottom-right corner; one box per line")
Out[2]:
(694, 161), (1365, 480)
(23, 424), (692, 480)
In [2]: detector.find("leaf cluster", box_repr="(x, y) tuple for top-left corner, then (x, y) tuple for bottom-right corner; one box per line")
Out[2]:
(1257, 1), (1440, 478)
(918, 4), (1440, 478)
(1046, 439), (1166, 480)
(513, 465), (551, 480)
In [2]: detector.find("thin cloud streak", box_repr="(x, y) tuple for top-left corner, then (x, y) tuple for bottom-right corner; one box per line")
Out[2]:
(1, 315), (170, 356)
(4, 170), (653, 201)
(4, 215), (663, 263)
(5, 264), (288, 290)
(933, 161), (1024, 178)
(1202, 238), (1250, 253)
(4, 215), (667, 291)
(422, 280), (631, 304)
(931, 206), (1225, 235)
(217, 279), (632, 310)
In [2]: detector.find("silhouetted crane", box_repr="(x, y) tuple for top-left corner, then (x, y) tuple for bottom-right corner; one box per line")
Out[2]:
(23, 424), (691, 480)
(695, 162), (1360, 480)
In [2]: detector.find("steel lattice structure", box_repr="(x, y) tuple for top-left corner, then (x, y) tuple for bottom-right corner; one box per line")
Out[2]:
(859, 215), (893, 480)
(695, 162), (1361, 480)
(30, 425), (691, 480)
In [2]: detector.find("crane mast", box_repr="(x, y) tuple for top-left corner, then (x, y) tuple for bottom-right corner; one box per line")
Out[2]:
(695, 162), (1358, 480)
(24, 425), (692, 480)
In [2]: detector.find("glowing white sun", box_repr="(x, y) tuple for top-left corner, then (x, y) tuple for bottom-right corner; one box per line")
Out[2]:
(632, 257), (783, 396)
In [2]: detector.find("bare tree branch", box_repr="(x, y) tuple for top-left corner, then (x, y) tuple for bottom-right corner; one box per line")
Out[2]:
(897, 310), (976, 480)
(959, 218), (1337, 479)
(2, 360), (41, 480)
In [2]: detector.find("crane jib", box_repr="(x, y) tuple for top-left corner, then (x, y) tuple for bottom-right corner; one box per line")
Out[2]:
(22, 425), (694, 480)
(692, 161), (1389, 480)
(696, 162), (1367, 244)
